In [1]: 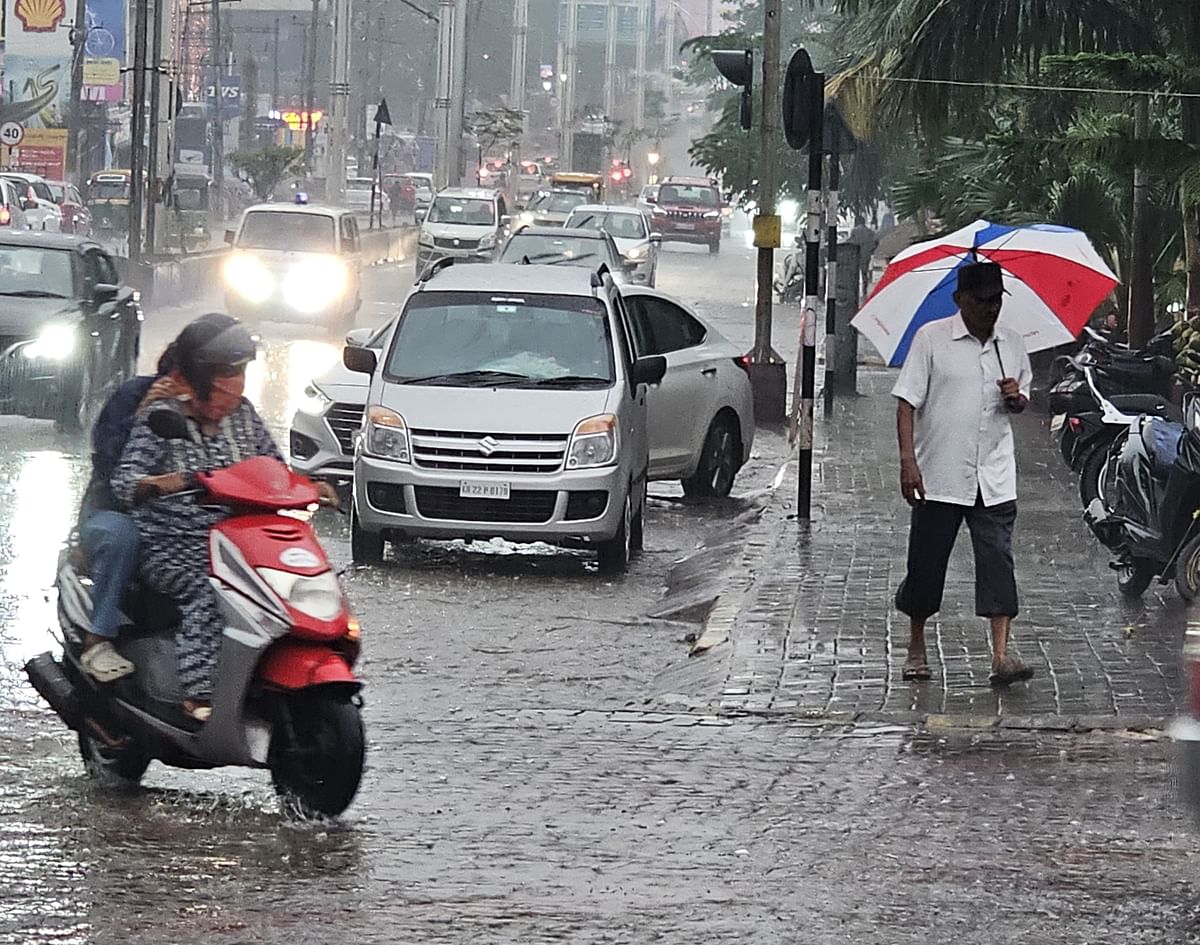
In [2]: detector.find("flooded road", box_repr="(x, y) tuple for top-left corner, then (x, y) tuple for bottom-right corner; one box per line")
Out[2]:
(2, 236), (1199, 943)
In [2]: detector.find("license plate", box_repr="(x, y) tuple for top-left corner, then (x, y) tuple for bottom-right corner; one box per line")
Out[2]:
(1050, 414), (1065, 434)
(676, 223), (696, 231)
(460, 480), (510, 500)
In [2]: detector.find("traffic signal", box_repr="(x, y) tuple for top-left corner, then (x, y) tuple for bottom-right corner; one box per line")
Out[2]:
(782, 48), (818, 150)
(712, 49), (753, 131)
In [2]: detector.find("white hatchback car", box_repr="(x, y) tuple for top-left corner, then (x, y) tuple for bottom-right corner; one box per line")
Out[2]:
(564, 204), (660, 287)
(0, 172), (63, 232)
(290, 286), (755, 498)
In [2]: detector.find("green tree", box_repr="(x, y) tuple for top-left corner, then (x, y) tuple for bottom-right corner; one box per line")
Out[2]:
(227, 145), (307, 201)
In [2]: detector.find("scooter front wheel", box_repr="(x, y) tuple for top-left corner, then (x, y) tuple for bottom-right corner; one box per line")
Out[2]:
(269, 691), (365, 819)
(78, 728), (150, 789)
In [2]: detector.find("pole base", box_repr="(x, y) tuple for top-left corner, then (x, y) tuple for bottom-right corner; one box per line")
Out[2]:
(746, 358), (788, 424)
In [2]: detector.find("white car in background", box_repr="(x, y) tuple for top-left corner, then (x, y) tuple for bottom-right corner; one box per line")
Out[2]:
(344, 177), (384, 217)
(0, 172), (63, 232)
(290, 284), (754, 498)
(564, 204), (661, 287)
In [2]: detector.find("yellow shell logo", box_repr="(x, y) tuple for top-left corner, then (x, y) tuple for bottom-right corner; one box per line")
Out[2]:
(16, 0), (66, 33)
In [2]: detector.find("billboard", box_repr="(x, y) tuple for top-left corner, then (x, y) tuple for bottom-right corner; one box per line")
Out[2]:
(0, 0), (71, 129)
(82, 0), (125, 102)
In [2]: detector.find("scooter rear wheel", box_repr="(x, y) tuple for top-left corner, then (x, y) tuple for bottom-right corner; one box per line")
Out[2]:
(78, 728), (150, 789)
(1116, 557), (1156, 598)
(1176, 535), (1200, 601)
(270, 692), (365, 819)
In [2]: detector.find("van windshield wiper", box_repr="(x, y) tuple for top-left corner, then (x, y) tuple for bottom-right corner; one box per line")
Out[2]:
(400, 369), (531, 387)
(544, 253), (597, 265)
(526, 375), (611, 388)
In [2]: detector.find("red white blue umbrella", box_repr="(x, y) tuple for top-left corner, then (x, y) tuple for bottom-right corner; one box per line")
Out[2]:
(851, 220), (1120, 366)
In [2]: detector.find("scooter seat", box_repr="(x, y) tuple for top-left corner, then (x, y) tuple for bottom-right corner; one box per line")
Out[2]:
(1107, 394), (1181, 421)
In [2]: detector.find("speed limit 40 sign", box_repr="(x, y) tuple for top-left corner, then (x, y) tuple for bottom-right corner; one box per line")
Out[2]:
(0, 122), (24, 148)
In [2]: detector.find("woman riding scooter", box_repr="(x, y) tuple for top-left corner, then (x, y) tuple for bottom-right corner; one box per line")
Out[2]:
(112, 313), (333, 722)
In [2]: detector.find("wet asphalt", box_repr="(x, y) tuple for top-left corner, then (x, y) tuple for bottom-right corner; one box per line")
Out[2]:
(3, 228), (1200, 943)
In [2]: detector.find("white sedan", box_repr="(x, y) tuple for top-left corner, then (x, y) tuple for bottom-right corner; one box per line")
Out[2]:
(290, 288), (755, 498)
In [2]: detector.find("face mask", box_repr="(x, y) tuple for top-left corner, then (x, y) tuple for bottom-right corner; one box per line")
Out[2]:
(199, 372), (245, 421)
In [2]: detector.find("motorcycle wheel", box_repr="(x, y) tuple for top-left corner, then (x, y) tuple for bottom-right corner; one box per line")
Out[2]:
(1116, 557), (1156, 598)
(1079, 441), (1118, 509)
(78, 728), (150, 789)
(1176, 535), (1200, 601)
(269, 691), (365, 819)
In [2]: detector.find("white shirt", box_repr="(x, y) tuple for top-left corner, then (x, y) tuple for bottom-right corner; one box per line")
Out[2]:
(892, 314), (1032, 507)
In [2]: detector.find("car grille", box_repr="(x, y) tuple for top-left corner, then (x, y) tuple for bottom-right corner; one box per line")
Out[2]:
(433, 236), (480, 249)
(411, 428), (568, 474)
(326, 402), (365, 454)
(414, 486), (556, 523)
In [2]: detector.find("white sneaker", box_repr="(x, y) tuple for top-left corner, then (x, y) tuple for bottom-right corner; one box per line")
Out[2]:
(81, 641), (135, 682)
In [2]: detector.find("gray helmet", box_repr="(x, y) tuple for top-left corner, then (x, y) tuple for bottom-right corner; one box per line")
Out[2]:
(175, 312), (256, 398)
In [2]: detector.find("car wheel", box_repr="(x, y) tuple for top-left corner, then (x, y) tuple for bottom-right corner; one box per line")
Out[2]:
(350, 503), (385, 564)
(630, 478), (646, 553)
(708, 239), (720, 255)
(682, 414), (741, 498)
(597, 491), (632, 575)
(55, 353), (94, 435)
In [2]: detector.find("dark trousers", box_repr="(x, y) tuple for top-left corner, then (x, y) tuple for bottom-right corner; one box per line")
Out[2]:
(895, 495), (1019, 621)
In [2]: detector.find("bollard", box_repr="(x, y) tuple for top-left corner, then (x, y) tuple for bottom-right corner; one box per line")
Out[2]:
(833, 242), (859, 395)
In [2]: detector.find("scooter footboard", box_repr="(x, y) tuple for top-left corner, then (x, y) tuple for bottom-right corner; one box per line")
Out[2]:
(259, 640), (359, 691)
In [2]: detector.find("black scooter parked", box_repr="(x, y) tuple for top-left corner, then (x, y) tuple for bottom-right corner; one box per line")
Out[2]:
(1084, 392), (1200, 599)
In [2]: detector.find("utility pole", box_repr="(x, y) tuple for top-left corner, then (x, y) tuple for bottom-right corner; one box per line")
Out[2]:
(434, 0), (454, 188)
(561, 0), (577, 168)
(1129, 96), (1153, 348)
(603, 0), (617, 134)
(146, 0), (169, 254)
(303, 0), (319, 168)
(748, 0), (785, 419)
(210, 0), (225, 220)
(662, 0), (675, 109)
(68, 0), (89, 182)
(823, 120), (841, 413)
(129, 0), (150, 262)
(634, 0), (647, 148)
(272, 17), (281, 109)
(448, 0), (468, 186)
(706, 0), (714, 34)
(326, 0), (352, 204)
(510, 0), (528, 202)
(797, 70), (824, 520)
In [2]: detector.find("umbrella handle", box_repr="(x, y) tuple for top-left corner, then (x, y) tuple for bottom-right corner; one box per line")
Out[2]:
(994, 339), (1021, 410)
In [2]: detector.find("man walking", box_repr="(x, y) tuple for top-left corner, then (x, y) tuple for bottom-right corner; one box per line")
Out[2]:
(892, 261), (1034, 687)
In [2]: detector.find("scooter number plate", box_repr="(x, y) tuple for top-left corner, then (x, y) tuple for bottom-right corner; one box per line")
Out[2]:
(1050, 414), (1065, 434)
(460, 480), (510, 500)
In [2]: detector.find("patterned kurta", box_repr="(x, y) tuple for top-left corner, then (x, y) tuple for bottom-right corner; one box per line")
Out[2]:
(112, 399), (282, 698)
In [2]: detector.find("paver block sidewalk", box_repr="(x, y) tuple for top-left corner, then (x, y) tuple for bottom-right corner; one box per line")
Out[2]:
(699, 368), (1186, 722)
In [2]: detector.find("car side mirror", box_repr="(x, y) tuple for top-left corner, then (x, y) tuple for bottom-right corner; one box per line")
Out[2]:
(649, 234), (662, 243)
(93, 283), (120, 303)
(500, 214), (512, 227)
(415, 208), (427, 223)
(223, 229), (235, 245)
(344, 344), (378, 375)
(344, 327), (373, 347)
(147, 406), (190, 439)
(632, 355), (667, 386)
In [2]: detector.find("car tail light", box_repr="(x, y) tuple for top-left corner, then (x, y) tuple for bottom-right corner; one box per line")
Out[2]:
(0, 207), (9, 226)
(734, 355), (751, 375)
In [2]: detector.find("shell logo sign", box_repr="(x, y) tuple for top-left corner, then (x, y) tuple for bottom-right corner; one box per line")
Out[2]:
(15, 0), (66, 33)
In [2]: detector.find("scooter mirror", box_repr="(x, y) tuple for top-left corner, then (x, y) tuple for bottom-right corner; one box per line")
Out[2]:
(147, 407), (190, 440)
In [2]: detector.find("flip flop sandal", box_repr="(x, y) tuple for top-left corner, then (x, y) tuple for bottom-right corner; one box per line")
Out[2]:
(182, 699), (213, 723)
(81, 641), (136, 682)
(902, 659), (933, 681)
(989, 659), (1035, 687)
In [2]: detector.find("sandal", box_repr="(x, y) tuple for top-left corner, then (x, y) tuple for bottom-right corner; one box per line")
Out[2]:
(902, 654), (933, 681)
(989, 656), (1034, 687)
(182, 699), (213, 723)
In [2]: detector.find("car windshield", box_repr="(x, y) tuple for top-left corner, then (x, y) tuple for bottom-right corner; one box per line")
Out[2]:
(236, 211), (335, 252)
(89, 179), (128, 199)
(29, 181), (54, 202)
(46, 183), (65, 202)
(386, 291), (614, 386)
(658, 184), (719, 207)
(0, 245), (75, 297)
(405, 176), (433, 193)
(567, 211), (646, 239)
(427, 196), (495, 225)
(498, 234), (610, 267)
(531, 192), (587, 214)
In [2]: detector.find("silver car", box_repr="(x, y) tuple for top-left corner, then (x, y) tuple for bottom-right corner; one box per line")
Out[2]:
(415, 188), (510, 273)
(341, 260), (666, 573)
(565, 204), (661, 286)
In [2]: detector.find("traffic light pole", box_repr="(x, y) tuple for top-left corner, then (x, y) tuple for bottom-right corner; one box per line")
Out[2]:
(748, 0), (786, 422)
(823, 129), (840, 414)
(797, 72), (824, 521)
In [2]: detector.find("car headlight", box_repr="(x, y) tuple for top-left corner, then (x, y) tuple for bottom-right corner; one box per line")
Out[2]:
(651, 206), (667, 216)
(418, 232), (435, 247)
(704, 210), (720, 219)
(257, 567), (343, 621)
(518, 211), (535, 227)
(625, 244), (649, 261)
(364, 405), (410, 463)
(297, 382), (332, 416)
(224, 253), (275, 304)
(282, 256), (349, 314)
(567, 414), (618, 469)
(23, 323), (77, 361)
(479, 232), (497, 250)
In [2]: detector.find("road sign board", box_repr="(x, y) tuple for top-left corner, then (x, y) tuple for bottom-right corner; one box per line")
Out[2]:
(0, 122), (25, 148)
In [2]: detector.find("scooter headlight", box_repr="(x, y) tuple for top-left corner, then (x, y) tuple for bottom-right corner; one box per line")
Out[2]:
(258, 567), (343, 621)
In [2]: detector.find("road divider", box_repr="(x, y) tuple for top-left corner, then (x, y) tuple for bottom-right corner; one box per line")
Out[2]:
(115, 226), (418, 308)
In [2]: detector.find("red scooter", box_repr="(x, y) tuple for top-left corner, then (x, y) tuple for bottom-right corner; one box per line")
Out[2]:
(27, 410), (365, 818)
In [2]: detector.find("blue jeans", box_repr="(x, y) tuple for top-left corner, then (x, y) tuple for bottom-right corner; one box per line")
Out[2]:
(79, 511), (141, 639)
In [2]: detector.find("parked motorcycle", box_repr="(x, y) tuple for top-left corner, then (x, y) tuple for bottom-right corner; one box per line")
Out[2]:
(1053, 360), (1179, 506)
(1083, 391), (1200, 599)
(774, 251), (804, 304)
(25, 410), (365, 818)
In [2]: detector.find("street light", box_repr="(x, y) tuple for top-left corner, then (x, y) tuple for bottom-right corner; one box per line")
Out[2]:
(542, 79), (552, 92)
(647, 151), (659, 166)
